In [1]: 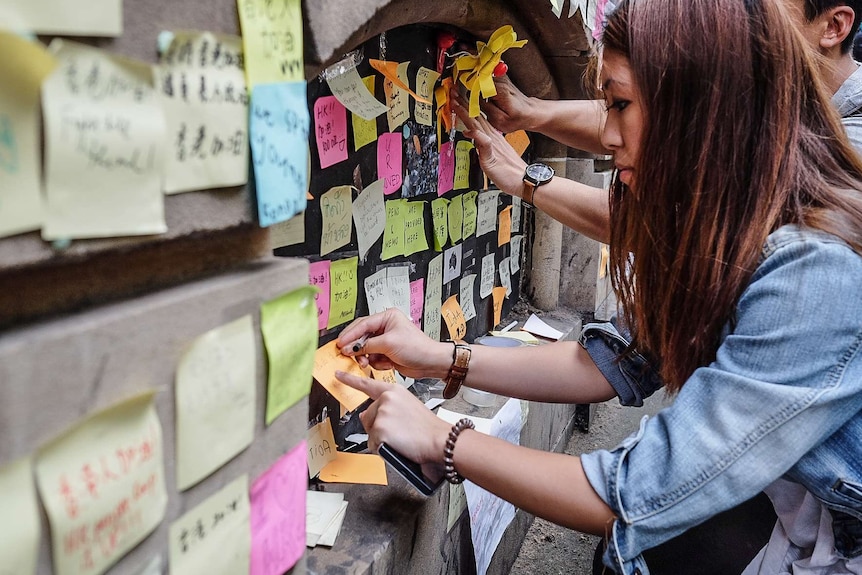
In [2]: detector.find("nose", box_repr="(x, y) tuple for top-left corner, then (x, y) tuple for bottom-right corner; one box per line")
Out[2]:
(600, 113), (621, 151)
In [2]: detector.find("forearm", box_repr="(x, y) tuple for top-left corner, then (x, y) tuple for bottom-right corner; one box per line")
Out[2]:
(527, 178), (610, 244)
(527, 98), (609, 156)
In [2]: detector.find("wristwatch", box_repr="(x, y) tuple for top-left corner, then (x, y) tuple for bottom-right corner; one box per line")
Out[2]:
(522, 162), (554, 205)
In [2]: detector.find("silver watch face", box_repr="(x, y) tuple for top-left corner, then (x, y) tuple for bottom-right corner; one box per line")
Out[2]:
(526, 163), (554, 183)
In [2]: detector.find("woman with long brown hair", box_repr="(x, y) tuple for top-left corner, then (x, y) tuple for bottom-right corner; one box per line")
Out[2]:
(336, 0), (862, 572)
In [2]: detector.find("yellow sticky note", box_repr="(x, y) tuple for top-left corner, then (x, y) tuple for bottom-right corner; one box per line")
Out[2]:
(0, 33), (55, 239)
(431, 197), (449, 251)
(381, 199), (405, 261)
(261, 286), (318, 425)
(319, 452), (388, 486)
(441, 295), (467, 340)
(454, 140), (474, 190)
(352, 76), (379, 151)
(43, 40), (167, 240)
(415, 67), (440, 126)
(498, 205), (512, 247)
(0, 0), (121, 36)
(0, 457), (40, 575)
(383, 61), (412, 133)
(504, 130), (531, 156)
(269, 211), (305, 249)
(175, 315), (256, 490)
(320, 185), (354, 256)
(312, 340), (369, 411)
(448, 194), (463, 244)
(462, 191), (478, 239)
(35, 392), (167, 575)
(168, 474), (250, 575)
(307, 419), (337, 479)
(492, 286), (507, 327)
(369, 59), (430, 103)
(328, 256), (358, 329)
(237, 0), (303, 86)
(156, 32), (248, 194)
(404, 200), (429, 256)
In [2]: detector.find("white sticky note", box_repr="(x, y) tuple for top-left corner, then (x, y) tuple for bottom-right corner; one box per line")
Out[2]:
(499, 257), (512, 296)
(0, 457), (40, 575)
(415, 67), (440, 126)
(443, 243), (462, 285)
(511, 197), (521, 234)
(423, 254), (444, 341)
(176, 315), (256, 490)
(480, 253), (495, 299)
(269, 211), (306, 249)
(510, 235), (523, 274)
(0, 0), (122, 36)
(325, 58), (387, 120)
(475, 191), (499, 237)
(387, 265), (411, 319)
(352, 179), (386, 261)
(522, 313), (564, 340)
(320, 185), (354, 256)
(364, 268), (390, 316)
(459, 274), (477, 321)
(306, 490), (344, 544)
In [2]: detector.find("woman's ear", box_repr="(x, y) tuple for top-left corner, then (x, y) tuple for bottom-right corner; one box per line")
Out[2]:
(820, 6), (855, 50)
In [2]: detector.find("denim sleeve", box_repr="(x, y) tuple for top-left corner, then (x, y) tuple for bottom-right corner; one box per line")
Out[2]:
(581, 233), (862, 575)
(580, 317), (663, 406)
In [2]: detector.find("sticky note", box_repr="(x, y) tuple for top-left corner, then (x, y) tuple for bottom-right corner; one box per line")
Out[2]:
(460, 274), (477, 322)
(309, 261), (331, 330)
(325, 58), (387, 120)
(0, 0), (121, 36)
(441, 295), (467, 340)
(378, 132), (403, 195)
(498, 205), (512, 247)
(250, 442), (306, 575)
(504, 130), (531, 156)
(492, 286), (507, 326)
(353, 179), (385, 261)
(0, 33), (55, 239)
(438, 141), (455, 196)
(369, 59), (430, 103)
(511, 196), (522, 233)
(319, 185), (353, 256)
(381, 199), (405, 260)
(431, 197), (449, 251)
(462, 191), (478, 239)
(410, 279), (424, 328)
(415, 67), (440, 126)
(249, 82), (310, 227)
(511, 235), (523, 274)
(387, 266), (412, 318)
(237, 0), (303, 86)
(454, 140), (474, 190)
(307, 419), (337, 479)
(319, 452), (387, 486)
(402, 123), (439, 197)
(314, 96), (348, 169)
(353, 76), (379, 150)
(381, 61), (411, 132)
(176, 315), (257, 490)
(169, 474), (250, 575)
(424, 254), (444, 341)
(480, 253), (496, 299)
(260, 286), (318, 425)
(371, 368), (399, 385)
(269, 211), (305, 249)
(328, 257), (358, 329)
(364, 268), (389, 316)
(157, 32), (248, 194)
(448, 194), (463, 244)
(35, 392), (167, 575)
(476, 190), (500, 237)
(312, 340), (369, 411)
(42, 40), (167, 240)
(443, 243), (463, 285)
(499, 257), (512, 296)
(404, 201), (429, 256)
(306, 491), (346, 546)
(0, 457), (40, 575)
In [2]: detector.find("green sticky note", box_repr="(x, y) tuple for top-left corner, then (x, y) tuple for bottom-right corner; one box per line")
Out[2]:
(353, 76), (379, 151)
(462, 191), (477, 239)
(328, 256), (359, 329)
(382, 199), (406, 260)
(431, 197), (449, 251)
(454, 140), (474, 190)
(404, 201), (429, 256)
(448, 194), (463, 244)
(261, 285), (318, 425)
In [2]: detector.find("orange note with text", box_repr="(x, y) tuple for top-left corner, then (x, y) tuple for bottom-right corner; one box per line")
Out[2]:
(504, 130), (531, 156)
(441, 295), (467, 340)
(498, 206), (512, 247)
(312, 340), (370, 411)
(319, 452), (388, 485)
(492, 286), (507, 327)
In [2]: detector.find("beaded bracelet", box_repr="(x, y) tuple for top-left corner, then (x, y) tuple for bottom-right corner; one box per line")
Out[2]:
(444, 418), (476, 484)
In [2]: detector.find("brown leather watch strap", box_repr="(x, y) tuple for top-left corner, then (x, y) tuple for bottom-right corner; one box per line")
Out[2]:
(442, 340), (472, 399)
(522, 181), (537, 205)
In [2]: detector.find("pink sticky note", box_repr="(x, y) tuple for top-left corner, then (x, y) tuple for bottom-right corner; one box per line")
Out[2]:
(437, 141), (455, 196)
(315, 96), (349, 169)
(377, 132), (403, 195)
(410, 279), (424, 328)
(309, 260), (331, 330)
(251, 441), (307, 575)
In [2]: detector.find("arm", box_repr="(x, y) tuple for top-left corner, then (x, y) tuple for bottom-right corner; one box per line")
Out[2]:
(336, 309), (617, 404)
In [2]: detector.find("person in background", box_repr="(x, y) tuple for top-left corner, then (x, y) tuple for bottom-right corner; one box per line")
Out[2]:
(336, 0), (862, 573)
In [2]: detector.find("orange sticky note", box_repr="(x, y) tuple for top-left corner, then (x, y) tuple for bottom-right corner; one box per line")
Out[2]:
(370, 368), (398, 385)
(319, 452), (388, 485)
(441, 295), (467, 340)
(492, 286), (507, 326)
(312, 340), (370, 411)
(504, 130), (531, 156)
(498, 206), (512, 247)
(369, 59), (431, 104)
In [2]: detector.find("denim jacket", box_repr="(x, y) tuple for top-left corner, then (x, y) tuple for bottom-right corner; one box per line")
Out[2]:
(580, 225), (862, 575)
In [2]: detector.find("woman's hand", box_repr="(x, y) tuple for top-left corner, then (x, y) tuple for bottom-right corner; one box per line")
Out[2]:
(336, 309), (452, 380)
(335, 369), (450, 466)
(481, 75), (538, 133)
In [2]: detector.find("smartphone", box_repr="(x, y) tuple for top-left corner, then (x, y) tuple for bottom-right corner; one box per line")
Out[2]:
(378, 443), (444, 496)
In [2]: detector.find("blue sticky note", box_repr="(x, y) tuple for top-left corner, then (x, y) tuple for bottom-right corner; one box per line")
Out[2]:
(249, 82), (310, 227)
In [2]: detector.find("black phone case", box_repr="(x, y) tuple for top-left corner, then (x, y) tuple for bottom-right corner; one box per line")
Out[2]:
(378, 443), (444, 496)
